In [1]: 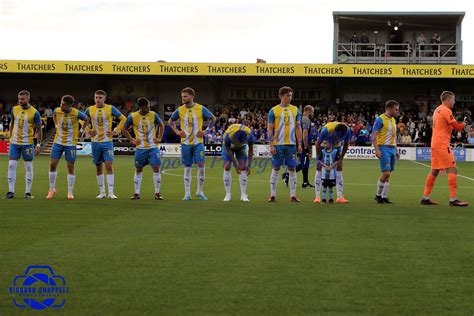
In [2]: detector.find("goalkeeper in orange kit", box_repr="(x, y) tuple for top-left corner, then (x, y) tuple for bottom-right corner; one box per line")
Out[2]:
(421, 91), (471, 206)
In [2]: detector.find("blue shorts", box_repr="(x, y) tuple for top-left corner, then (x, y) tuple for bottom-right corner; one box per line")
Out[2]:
(135, 148), (161, 168)
(92, 142), (114, 165)
(272, 145), (297, 168)
(9, 144), (35, 161)
(51, 143), (77, 162)
(379, 146), (397, 172)
(181, 143), (205, 167)
(222, 146), (248, 163)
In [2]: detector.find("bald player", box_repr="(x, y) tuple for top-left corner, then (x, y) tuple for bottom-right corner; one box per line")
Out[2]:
(421, 91), (470, 206)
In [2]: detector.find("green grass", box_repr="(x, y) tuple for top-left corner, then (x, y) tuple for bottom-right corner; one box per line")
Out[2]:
(0, 156), (473, 315)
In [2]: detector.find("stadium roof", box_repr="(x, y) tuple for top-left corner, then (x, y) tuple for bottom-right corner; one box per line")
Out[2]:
(333, 11), (465, 30)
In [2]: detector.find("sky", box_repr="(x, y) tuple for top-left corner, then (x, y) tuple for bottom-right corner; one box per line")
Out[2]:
(0, 0), (471, 64)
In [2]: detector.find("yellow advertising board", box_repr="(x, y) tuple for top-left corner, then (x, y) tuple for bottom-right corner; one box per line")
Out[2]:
(0, 60), (473, 78)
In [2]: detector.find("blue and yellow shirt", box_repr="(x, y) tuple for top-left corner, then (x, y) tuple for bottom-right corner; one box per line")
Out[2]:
(124, 111), (163, 149)
(318, 122), (352, 147)
(85, 104), (126, 143)
(10, 105), (41, 145)
(223, 124), (255, 149)
(170, 103), (213, 145)
(372, 114), (397, 146)
(53, 108), (87, 146)
(268, 104), (301, 145)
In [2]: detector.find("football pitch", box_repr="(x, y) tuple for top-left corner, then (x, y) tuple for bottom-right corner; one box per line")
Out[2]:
(0, 156), (473, 315)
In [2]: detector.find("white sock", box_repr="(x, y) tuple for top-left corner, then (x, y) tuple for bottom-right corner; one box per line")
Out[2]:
(270, 169), (279, 197)
(24, 161), (33, 194)
(196, 167), (205, 195)
(314, 170), (321, 198)
(49, 171), (57, 191)
(97, 174), (105, 194)
(68, 174), (75, 194)
(376, 180), (384, 196)
(381, 181), (390, 198)
(106, 174), (114, 195)
(336, 170), (344, 198)
(184, 167), (192, 197)
(289, 170), (297, 197)
(7, 160), (18, 193)
(239, 171), (248, 197)
(223, 170), (232, 196)
(153, 172), (161, 194)
(134, 172), (143, 194)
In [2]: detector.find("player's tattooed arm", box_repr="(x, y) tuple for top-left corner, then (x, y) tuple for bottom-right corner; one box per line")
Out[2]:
(168, 119), (184, 138)
(111, 114), (126, 136)
(122, 124), (139, 146)
(79, 117), (90, 140)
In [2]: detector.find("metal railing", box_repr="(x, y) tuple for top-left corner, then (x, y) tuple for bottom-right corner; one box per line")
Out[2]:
(416, 43), (457, 63)
(337, 42), (458, 64)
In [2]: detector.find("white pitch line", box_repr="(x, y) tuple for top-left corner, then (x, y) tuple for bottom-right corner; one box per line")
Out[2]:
(161, 168), (474, 189)
(410, 161), (474, 181)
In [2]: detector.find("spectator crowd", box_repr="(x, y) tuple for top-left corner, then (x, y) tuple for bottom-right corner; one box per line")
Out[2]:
(0, 96), (473, 146)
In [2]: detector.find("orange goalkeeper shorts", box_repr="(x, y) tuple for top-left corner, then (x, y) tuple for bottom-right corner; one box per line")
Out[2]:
(431, 146), (456, 170)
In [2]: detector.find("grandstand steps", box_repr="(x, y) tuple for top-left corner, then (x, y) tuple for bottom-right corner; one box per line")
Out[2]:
(40, 128), (56, 155)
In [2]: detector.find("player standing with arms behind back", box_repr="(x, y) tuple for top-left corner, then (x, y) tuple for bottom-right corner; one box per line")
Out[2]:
(372, 100), (400, 204)
(85, 90), (126, 199)
(421, 91), (469, 206)
(267, 86), (303, 202)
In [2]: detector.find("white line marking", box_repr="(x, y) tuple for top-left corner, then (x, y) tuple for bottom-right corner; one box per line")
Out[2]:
(161, 168), (473, 189)
(411, 161), (474, 181)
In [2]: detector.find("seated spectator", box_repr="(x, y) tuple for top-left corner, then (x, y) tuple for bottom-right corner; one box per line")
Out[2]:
(401, 130), (412, 144)
(468, 129), (474, 144)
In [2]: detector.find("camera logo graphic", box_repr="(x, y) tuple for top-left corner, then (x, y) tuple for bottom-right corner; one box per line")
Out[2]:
(9, 265), (69, 310)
